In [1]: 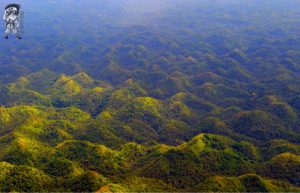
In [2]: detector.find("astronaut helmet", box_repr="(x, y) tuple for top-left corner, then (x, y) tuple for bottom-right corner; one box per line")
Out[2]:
(5, 3), (20, 15)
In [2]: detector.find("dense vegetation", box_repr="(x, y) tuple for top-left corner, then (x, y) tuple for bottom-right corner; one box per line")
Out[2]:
(0, 0), (300, 191)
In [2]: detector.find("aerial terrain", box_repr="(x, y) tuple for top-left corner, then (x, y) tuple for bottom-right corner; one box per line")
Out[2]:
(0, 0), (300, 192)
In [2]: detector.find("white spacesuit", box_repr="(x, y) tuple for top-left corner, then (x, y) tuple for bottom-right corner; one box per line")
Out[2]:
(3, 5), (21, 39)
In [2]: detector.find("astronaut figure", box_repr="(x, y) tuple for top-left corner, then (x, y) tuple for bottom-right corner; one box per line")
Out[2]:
(3, 4), (22, 39)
